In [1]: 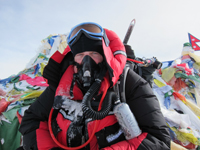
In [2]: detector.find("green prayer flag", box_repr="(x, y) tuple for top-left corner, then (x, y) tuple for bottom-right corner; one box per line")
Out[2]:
(0, 117), (21, 150)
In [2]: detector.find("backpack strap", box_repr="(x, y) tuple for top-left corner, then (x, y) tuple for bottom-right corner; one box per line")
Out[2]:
(115, 65), (130, 103)
(115, 44), (160, 102)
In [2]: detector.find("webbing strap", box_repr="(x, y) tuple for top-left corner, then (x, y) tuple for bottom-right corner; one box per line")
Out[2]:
(119, 66), (130, 102)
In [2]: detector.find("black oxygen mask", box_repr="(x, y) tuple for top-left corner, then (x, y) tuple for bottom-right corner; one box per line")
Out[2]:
(77, 55), (101, 88)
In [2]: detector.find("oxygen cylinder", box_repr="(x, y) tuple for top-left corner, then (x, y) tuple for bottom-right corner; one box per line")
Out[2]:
(113, 102), (141, 140)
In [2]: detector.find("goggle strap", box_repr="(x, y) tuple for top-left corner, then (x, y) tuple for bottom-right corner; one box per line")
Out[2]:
(103, 31), (110, 47)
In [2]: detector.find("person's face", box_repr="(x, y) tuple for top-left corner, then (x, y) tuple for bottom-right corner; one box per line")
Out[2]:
(74, 51), (103, 64)
(74, 51), (103, 73)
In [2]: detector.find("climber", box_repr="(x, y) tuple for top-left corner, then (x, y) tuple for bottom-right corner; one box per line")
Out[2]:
(18, 22), (170, 150)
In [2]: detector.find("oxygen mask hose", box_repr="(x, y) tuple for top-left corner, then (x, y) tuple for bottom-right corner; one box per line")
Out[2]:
(81, 79), (112, 120)
(48, 77), (109, 150)
(81, 61), (112, 120)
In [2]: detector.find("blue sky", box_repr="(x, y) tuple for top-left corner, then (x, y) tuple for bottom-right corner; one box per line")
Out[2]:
(1, 0), (200, 79)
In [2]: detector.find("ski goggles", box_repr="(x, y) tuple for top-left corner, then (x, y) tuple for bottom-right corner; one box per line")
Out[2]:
(67, 22), (109, 47)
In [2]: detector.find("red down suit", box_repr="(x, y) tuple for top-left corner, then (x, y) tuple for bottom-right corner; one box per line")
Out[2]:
(19, 29), (171, 150)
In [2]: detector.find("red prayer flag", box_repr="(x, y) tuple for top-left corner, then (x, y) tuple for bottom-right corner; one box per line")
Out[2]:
(188, 33), (200, 51)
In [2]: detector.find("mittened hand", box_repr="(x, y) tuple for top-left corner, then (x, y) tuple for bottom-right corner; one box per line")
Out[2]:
(124, 44), (135, 59)
(53, 96), (65, 109)
(53, 96), (83, 118)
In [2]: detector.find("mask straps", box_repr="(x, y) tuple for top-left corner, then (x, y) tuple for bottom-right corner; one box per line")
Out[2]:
(69, 62), (81, 98)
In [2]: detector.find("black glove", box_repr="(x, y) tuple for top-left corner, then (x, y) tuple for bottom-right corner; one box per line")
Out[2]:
(53, 96), (83, 118)
(124, 44), (135, 59)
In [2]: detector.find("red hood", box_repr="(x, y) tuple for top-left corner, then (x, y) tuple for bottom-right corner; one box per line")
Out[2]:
(62, 29), (127, 86)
